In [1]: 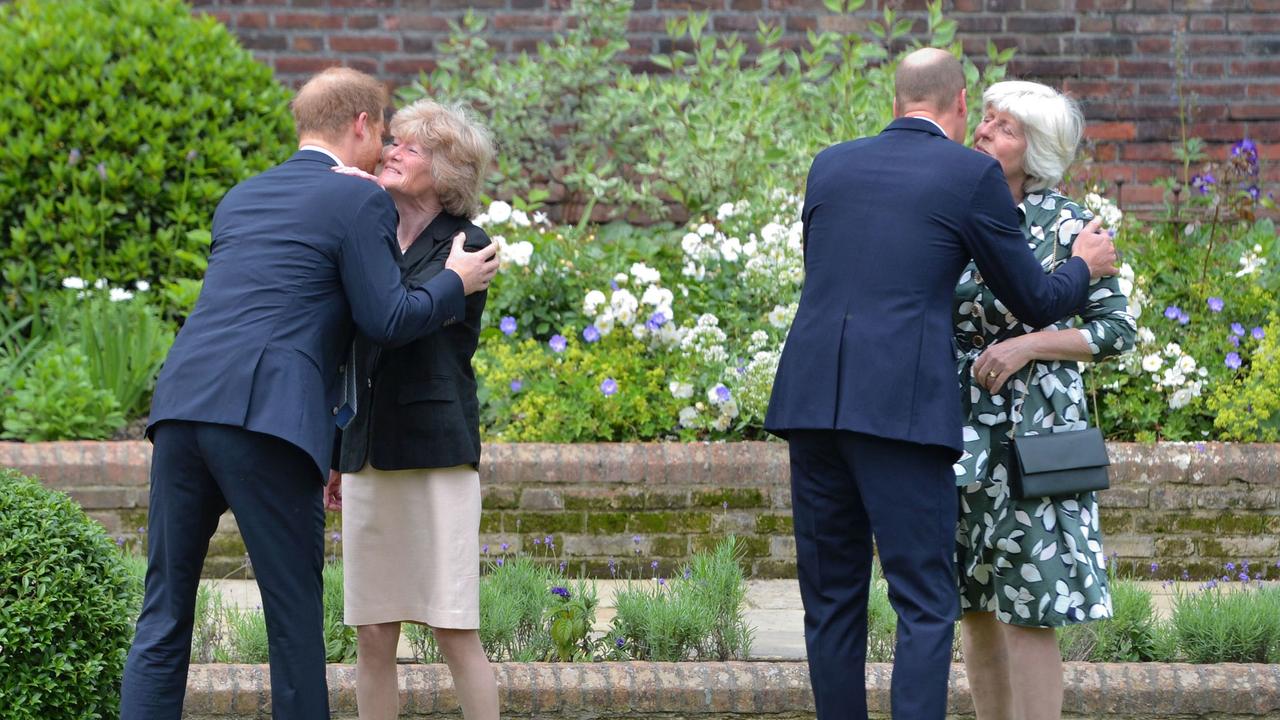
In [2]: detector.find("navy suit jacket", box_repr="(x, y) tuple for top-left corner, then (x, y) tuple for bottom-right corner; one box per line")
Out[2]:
(149, 150), (465, 480)
(764, 118), (1091, 458)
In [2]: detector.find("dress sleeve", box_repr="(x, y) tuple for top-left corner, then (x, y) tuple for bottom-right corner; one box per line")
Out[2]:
(1052, 202), (1137, 361)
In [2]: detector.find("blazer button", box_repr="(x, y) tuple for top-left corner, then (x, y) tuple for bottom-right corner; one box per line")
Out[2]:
(331, 405), (339, 416)
(972, 335), (985, 348)
(338, 364), (346, 373)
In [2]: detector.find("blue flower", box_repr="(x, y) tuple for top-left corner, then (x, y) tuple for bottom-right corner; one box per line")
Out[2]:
(96, 162), (108, 181)
(645, 311), (667, 331)
(1191, 173), (1216, 195)
(1225, 562), (1236, 571)
(500, 542), (510, 552)
(549, 334), (567, 352)
(1226, 352), (1242, 369)
(658, 577), (666, 586)
(559, 561), (567, 573)
(545, 535), (554, 547)
(1207, 297), (1224, 312)
(331, 532), (341, 543)
(600, 377), (618, 396)
(714, 384), (731, 403)
(497, 558), (505, 567)
(1177, 310), (1190, 325)
(1232, 138), (1258, 163)
(615, 637), (625, 648)
(1150, 562), (1159, 574)
(1164, 305), (1181, 320)
(510, 379), (523, 393)
(1246, 185), (1261, 200)
(499, 316), (517, 336)
(1239, 572), (1251, 582)
(482, 544), (489, 554)
(68, 148), (82, 166)
(651, 560), (659, 570)
(1231, 322), (1246, 336)
(1229, 335), (1241, 348)
(534, 537), (542, 545)
(582, 325), (601, 343)
(551, 586), (571, 599)
(1252, 326), (1265, 340)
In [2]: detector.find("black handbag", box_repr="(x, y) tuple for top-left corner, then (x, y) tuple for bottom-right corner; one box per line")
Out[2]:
(1007, 426), (1110, 500)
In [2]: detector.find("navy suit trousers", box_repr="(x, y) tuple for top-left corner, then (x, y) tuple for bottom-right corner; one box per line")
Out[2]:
(787, 430), (959, 720)
(120, 421), (327, 720)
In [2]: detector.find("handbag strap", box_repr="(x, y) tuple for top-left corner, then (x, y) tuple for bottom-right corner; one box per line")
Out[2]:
(1004, 238), (1060, 440)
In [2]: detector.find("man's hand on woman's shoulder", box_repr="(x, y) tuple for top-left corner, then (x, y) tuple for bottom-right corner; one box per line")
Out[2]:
(1070, 217), (1119, 279)
(445, 231), (499, 295)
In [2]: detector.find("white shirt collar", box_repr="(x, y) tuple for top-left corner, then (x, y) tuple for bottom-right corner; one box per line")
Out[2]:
(902, 115), (947, 138)
(298, 145), (344, 167)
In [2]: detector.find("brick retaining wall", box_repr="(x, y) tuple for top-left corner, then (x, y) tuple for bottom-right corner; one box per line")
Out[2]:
(181, 661), (1280, 718)
(186, 0), (1280, 215)
(3, 441), (1277, 580)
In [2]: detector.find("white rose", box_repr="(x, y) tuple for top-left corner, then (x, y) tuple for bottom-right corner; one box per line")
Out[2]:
(108, 287), (134, 302)
(510, 209), (531, 227)
(62, 276), (87, 290)
(487, 200), (512, 224)
(135, 280), (150, 292)
(641, 285), (672, 308)
(716, 202), (736, 221)
(583, 290), (607, 316)
(1177, 355), (1197, 374)
(697, 222), (715, 237)
(1137, 327), (1155, 345)
(1141, 354), (1163, 373)
(595, 310), (615, 335)
(669, 381), (694, 399)
(678, 406), (700, 428)
(630, 262), (661, 286)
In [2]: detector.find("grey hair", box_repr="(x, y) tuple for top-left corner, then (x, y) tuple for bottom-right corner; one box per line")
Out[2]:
(982, 80), (1084, 194)
(389, 99), (495, 219)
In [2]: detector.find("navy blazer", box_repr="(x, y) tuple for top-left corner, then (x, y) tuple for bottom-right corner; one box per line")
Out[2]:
(337, 212), (488, 473)
(764, 118), (1091, 457)
(149, 150), (465, 481)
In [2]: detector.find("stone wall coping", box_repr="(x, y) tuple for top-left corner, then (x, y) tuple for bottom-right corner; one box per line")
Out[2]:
(182, 661), (1280, 718)
(5, 440), (1279, 488)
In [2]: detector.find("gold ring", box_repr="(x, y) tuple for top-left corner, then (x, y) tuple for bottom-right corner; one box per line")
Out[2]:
(987, 370), (998, 379)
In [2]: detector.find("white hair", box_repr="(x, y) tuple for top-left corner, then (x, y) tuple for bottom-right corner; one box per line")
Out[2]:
(982, 80), (1084, 194)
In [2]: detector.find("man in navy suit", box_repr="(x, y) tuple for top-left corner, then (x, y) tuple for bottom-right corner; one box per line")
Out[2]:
(120, 68), (499, 720)
(764, 49), (1117, 719)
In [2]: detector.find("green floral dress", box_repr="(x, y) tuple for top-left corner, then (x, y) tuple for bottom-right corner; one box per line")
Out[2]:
(952, 190), (1136, 627)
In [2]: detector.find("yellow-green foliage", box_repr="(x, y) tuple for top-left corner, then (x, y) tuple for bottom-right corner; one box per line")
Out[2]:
(477, 332), (686, 442)
(1210, 314), (1280, 441)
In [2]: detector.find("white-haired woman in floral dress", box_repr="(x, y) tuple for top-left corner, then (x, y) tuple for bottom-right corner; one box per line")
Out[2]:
(953, 80), (1136, 720)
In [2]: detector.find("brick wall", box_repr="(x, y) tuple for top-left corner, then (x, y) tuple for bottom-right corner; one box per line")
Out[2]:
(188, 0), (1280, 214)
(3, 441), (1277, 580)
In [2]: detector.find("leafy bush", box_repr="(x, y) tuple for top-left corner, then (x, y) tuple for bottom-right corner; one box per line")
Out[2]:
(478, 556), (559, 661)
(0, 0), (295, 317)
(1170, 583), (1280, 663)
(1059, 579), (1162, 662)
(402, 0), (1008, 219)
(0, 469), (136, 719)
(608, 536), (752, 661)
(2, 344), (125, 441)
(322, 561), (357, 663)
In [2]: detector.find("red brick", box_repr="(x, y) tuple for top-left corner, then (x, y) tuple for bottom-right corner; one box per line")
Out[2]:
(1133, 0), (1171, 7)
(274, 56), (343, 74)
(346, 14), (380, 29)
(1230, 59), (1280, 75)
(272, 12), (344, 29)
(1088, 122), (1138, 140)
(492, 13), (561, 31)
(1063, 79), (1137, 99)
(712, 13), (761, 31)
(1135, 36), (1173, 53)
(232, 11), (269, 29)
(1026, 0), (1065, 8)
(291, 34), (323, 52)
(1006, 14), (1075, 31)
(1228, 13), (1280, 31)
(1189, 15), (1227, 31)
(818, 14), (871, 32)
(328, 34), (399, 52)
(1116, 14), (1186, 32)
(1247, 83), (1280, 98)
(384, 58), (438, 75)
(398, 15), (450, 32)
(1076, 0), (1131, 8)
(1229, 105), (1280, 120)
(785, 14), (817, 31)
(729, 0), (764, 8)
(1174, 0), (1249, 6)
(1118, 59), (1175, 77)
(953, 0), (983, 9)
(1079, 17), (1114, 32)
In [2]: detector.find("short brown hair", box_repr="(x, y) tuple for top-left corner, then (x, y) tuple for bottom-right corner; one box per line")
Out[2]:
(290, 67), (388, 142)
(389, 99), (495, 219)
(894, 48), (965, 113)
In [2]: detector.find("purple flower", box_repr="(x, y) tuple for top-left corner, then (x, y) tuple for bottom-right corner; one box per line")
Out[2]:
(549, 334), (567, 352)
(115, 536), (126, 547)
(482, 544), (489, 554)
(331, 532), (341, 543)
(510, 379), (523, 393)
(1164, 305), (1181, 320)
(722, 500), (729, 510)
(610, 280), (619, 291)
(1207, 297), (1224, 312)
(714, 384), (731, 403)
(632, 535), (642, 544)
(1191, 173), (1216, 195)
(1252, 326), (1265, 340)
(186, 149), (199, 163)
(1239, 572), (1251, 582)
(1150, 562), (1159, 574)
(600, 377), (618, 396)
(499, 316), (517, 336)
(497, 558), (505, 567)
(658, 577), (666, 586)
(582, 325), (600, 343)
(1177, 310), (1190, 325)
(559, 560), (567, 573)
(1182, 569), (1191, 580)
(651, 560), (659, 570)
(500, 542), (510, 552)
(1226, 562), (1236, 571)
(1232, 138), (1258, 162)
(68, 148), (82, 166)
(534, 537), (542, 545)
(1229, 335), (1241, 348)
(1246, 185), (1261, 200)
(551, 586), (571, 599)
(1226, 352), (1242, 369)
(1222, 575), (1230, 583)
(96, 162), (107, 181)
(545, 535), (554, 547)
(683, 567), (692, 580)
(615, 637), (626, 648)
(1196, 443), (1206, 453)
(645, 311), (667, 331)
(1231, 322), (1246, 336)
(608, 558), (617, 577)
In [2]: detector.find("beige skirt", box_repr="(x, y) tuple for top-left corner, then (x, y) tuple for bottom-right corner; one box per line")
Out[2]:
(341, 465), (480, 628)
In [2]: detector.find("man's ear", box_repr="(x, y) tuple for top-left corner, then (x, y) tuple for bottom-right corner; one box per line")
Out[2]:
(353, 111), (371, 139)
(957, 88), (968, 120)
(891, 97), (899, 118)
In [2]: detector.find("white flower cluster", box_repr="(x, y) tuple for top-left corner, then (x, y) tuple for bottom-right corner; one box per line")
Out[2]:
(1115, 263), (1147, 320)
(62, 276), (148, 302)
(735, 348), (782, 422)
(1083, 191), (1123, 231)
(1121, 341), (1207, 409)
(673, 380), (740, 432)
(581, 274), (682, 349)
(473, 199), (534, 229)
(678, 313), (728, 364)
(742, 220), (804, 290)
(1236, 243), (1268, 277)
(492, 234), (533, 269)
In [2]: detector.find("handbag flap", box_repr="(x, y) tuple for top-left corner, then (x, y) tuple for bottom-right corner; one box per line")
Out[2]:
(1012, 428), (1110, 474)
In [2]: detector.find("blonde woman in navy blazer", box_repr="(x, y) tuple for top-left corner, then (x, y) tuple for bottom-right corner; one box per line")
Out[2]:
(326, 99), (498, 720)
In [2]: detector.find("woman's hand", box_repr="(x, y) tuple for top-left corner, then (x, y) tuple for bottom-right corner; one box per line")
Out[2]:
(973, 336), (1033, 394)
(324, 470), (343, 511)
(332, 165), (382, 185)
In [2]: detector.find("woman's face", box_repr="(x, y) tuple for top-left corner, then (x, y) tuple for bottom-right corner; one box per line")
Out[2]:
(973, 107), (1028, 186)
(378, 136), (435, 199)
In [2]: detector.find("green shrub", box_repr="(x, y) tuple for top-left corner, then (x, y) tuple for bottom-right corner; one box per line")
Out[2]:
(224, 605), (270, 664)
(479, 556), (558, 662)
(49, 289), (174, 419)
(1208, 313), (1280, 441)
(2, 344), (125, 441)
(0, 0), (295, 316)
(1170, 583), (1280, 663)
(322, 561), (357, 663)
(0, 469), (136, 719)
(1059, 579), (1161, 662)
